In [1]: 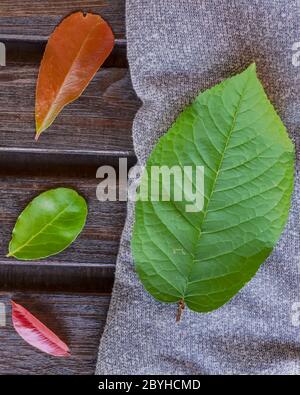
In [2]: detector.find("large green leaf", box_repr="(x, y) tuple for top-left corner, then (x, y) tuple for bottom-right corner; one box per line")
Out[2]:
(7, 188), (87, 260)
(132, 64), (294, 313)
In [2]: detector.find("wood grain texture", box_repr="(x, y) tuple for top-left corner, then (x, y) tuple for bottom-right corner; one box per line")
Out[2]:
(0, 263), (114, 293)
(0, 1), (131, 373)
(0, 292), (110, 374)
(2, 37), (128, 67)
(0, 65), (139, 157)
(0, 0), (125, 39)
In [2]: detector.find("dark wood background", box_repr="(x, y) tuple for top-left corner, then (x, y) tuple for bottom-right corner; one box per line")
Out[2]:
(0, 0), (139, 374)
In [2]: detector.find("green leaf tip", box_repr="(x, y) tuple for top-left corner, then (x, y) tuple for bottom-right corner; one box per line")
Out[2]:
(246, 62), (256, 72)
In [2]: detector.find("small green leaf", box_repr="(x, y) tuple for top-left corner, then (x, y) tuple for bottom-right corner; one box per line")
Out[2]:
(7, 188), (88, 260)
(132, 64), (295, 314)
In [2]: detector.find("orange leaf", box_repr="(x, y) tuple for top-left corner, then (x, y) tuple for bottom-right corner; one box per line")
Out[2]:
(35, 11), (115, 139)
(12, 301), (70, 357)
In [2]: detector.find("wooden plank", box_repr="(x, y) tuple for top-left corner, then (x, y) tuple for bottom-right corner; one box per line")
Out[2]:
(2, 37), (127, 68)
(0, 64), (139, 158)
(0, 0), (126, 39)
(0, 291), (110, 374)
(0, 263), (114, 293)
(0, 174), (127, 291)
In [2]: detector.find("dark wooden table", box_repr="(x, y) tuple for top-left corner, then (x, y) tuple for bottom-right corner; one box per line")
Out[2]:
(0, 0), (139, 374)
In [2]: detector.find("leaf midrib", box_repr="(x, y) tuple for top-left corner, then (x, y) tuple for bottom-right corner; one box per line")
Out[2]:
(8, 202), (74, 257)
(182, 72), (251, 298)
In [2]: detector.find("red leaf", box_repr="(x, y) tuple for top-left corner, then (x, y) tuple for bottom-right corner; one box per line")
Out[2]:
(11, 301), (70, 357)
(35, 11), (115, 139)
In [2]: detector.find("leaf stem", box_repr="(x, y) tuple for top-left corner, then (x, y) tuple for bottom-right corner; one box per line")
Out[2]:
(176, 300), (185, 322)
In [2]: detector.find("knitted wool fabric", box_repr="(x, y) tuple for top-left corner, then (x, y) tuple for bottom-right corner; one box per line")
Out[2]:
(96, 0), (300, 374)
